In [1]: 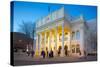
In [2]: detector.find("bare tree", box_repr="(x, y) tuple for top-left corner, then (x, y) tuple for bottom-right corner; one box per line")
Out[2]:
(18, 21), (35, 38)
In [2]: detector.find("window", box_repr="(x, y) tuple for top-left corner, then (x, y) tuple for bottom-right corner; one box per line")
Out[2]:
(76, 44), (80, 53)
(72, 31), (75, 40)
(64, 32), (68, 40)
(59, 33), (62, 41)
(65, 32), (68, 35)
(60, 33), (62, 36)
(72, 48), (75, 53)
(76, 30), (80, 40)
(71, 45), (75, 53)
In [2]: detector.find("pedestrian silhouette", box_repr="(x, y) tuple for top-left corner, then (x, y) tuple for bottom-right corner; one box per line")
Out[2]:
(49, 49), (54, 58)
(41, 49), (45, 58)
(31, 50), (35, 57)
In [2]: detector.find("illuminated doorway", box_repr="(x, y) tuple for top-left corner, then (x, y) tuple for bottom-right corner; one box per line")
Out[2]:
(71, 44), (81, 56)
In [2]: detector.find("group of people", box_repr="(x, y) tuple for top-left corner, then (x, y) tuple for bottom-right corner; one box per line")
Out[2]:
(26, 46), (69, 59)
(41, 48), (54, 58)
(26, 50), (35, 57)
(26, 49), (54, 58)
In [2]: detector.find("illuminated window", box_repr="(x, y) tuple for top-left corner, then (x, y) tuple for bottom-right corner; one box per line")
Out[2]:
(60, 33), (62, 36)
(71, 45), (75, 53)
(65, 32), (68, 35)
(72, 48), (75, 53)
(59, 33), (62, 41)
(72, 31), (75, 40)
(76, 44), (80, 53)
(64, 32), (68, 40)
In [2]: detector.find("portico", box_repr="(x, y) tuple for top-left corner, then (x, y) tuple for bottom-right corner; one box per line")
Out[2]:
(35, 20), (72, 56)
(35, 7), (86, 57)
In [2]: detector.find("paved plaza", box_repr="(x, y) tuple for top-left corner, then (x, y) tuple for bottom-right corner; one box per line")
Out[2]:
(14, 52), (97, 66)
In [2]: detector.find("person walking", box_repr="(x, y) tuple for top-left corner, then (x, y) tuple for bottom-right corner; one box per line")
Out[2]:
(41, 49), (45, 58)
(31, 50), (35, 58)
(49, 49), (54, 58)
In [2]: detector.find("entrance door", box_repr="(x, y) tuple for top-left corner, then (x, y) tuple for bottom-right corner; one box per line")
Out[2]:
(71, 44), (81, 56)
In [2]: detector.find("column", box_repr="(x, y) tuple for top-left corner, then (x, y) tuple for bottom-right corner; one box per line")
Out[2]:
(38, 33), (42, 56)
(38, 33), (41, 56)
(68, 32), (71, 56)
(80, 29), (85, 57)
(70, 31), (73, 55)
(61, 23), (64, 57)
(49, 31), (51, 52)
(44, 32), (46, 50)
(47, 32), (49, 52)
(35, 34), (39, 56)
(54, 27), (57, 57)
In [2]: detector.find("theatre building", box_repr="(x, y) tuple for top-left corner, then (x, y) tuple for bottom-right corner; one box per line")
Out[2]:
(34, 7), (95, 57)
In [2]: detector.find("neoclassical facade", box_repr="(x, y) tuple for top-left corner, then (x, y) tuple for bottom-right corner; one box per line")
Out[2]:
(34, 7), (92, 57)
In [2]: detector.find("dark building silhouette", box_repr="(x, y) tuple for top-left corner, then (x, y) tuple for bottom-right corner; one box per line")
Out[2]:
(11, 32), (34, 52)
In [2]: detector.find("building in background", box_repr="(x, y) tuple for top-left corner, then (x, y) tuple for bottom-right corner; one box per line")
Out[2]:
(12, 32), (33, 52)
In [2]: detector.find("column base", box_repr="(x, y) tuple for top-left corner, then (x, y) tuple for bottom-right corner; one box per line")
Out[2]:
(80, 49), (85, 57)
(60, 50), (64, 57)
(35, 50), (40, 57)
(54, 50), (57, 57)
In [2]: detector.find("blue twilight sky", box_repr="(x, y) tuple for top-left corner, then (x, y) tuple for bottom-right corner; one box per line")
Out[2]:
(11, 1), (97, 33)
